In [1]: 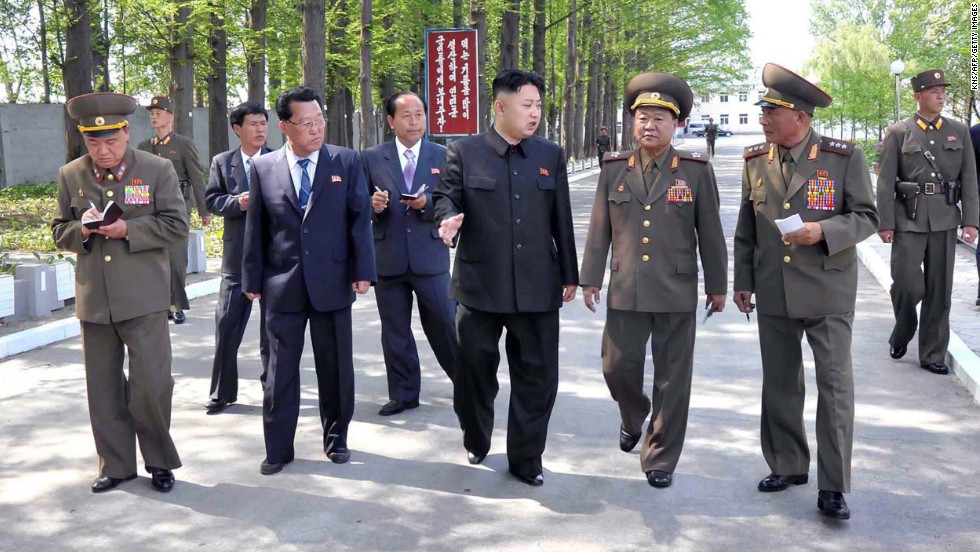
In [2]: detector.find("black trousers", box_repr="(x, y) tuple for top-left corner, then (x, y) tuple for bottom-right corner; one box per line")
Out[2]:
(262, 305), (354, 464)
(454, 304), (559, 478)
(376, 270), (457, 401)
(208, 272), (268, 402)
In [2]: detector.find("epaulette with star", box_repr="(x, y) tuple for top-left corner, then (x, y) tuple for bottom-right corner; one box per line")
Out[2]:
(602, 151), (629, 163)
(743, 142), (770, 159)
(675, 150), (708, 164)
(819, 137), (854, 156)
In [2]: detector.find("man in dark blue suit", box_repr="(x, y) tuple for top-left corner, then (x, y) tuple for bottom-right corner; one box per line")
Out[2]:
(243, 87), (376, 474)
(363, 92), (458, 416)
(204, 102), (271, 413)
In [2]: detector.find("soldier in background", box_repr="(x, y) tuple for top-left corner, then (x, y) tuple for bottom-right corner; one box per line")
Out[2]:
(138, 96), (210, 324)
(704, 117), (719, 158)
(597, 126), (612, 167)
(876, 69), (978, 374)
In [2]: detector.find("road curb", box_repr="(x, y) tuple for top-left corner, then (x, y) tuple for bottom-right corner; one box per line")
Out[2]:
(0, 277), (221, 360)
(856, 241), (980, 404)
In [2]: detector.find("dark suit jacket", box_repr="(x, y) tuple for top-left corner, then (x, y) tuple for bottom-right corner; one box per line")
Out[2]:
(242, 144), (377, 313)
(363, 139), (449, 277)
(433, 128), (578, 313)
(206, 146), (271, 275)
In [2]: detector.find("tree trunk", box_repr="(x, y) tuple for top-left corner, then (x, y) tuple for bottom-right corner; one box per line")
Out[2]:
(532, 0), (545, 136)
(302, 0), (326, 100)
(208, 2), (229, 158)
(247, 0), (267, 106)
(471, 0), (489, 132)
(562, 0), (577, 158)
(38, 0), (51, 103)
(603, 66), (616, 150)
(170, 0), (194, 136)
(378, 13), (394, 141)
(359, 0), (376, 150)
(585, 14), (600, 158)
(453, 0), (463, 27)
(326, 0), (352, 147)
(63, 0), (94, 162)
(499, 0), (519, 71)
(547, 42), (558, 143)
(573, 31), (585, 159)
(90, 0), (110, 92)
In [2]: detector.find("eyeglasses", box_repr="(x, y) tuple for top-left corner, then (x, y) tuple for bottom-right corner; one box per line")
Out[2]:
(285, 117), (326, 131)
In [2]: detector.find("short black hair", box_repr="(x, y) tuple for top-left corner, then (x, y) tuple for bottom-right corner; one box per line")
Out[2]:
(384, 92), (427, 118)
(230, 102), (268, 128)
(492, 70), (545, 99)
(275, 86), (323, 122)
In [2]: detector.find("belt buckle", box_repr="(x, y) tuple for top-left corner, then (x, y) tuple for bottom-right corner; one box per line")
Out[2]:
(923, 182), (936, 195)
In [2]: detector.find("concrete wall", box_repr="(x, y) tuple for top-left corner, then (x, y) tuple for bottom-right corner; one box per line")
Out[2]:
(0, 104), (286, 188)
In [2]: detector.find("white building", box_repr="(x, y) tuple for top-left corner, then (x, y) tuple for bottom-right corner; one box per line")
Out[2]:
(685, 76), (767, 135)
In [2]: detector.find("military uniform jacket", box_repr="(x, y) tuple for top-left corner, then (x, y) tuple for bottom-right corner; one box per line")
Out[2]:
(205, 147), (270, 275)
(580, 148), (728, 312)
(51, 148), (189, 324)
(876, 114), (979, 232)
(432, 128), (579, 313)
(733, 132), (879, 318)
(138, 132), (208, 218)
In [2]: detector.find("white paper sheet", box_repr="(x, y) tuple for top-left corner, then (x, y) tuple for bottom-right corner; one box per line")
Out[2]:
(775, 213), (804, 236)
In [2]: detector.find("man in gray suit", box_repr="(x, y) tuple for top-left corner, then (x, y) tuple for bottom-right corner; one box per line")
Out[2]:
(876, 69), (979, 375)
(580, 72), (728, 489)
(734, 64), (879, 520)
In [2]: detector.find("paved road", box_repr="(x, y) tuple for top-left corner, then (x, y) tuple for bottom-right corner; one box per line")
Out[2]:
(2, 135), (979, 551)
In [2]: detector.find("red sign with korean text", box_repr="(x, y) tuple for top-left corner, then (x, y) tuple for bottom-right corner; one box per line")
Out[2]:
(425, 28), (480, 137)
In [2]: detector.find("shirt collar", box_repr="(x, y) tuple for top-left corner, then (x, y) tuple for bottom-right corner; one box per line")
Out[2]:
(488, 126), (527, 158)
(285, 145), (320, 169)
(91, 149), (135, 184)
(394, 137), (423, 161)
(779, 129), (813, 164)
(638, 147), (671, 172)
(915, 113), (943, 131)
(151, 131), (173, 147)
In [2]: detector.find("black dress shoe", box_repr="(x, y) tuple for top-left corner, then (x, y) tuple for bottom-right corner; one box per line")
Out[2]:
(620, 425), (641, 452)
(147, 467), (175, 492)
(646, 470), (673, 488)
(326, 441), (351, 464)
(467, 450), (487, 465)
(204, 398), (234, 412)
(260, 457), (293, 475)
(172, 311), (186, 324)
(378, 399), (420, 416)
(758, 473), (809, 492)
(889, 344), (907, 359)
(921, 363), (949, 375)
(510, 469), (544, 487)
(817, 490), (851, 520)
(91, 473), (137, 493)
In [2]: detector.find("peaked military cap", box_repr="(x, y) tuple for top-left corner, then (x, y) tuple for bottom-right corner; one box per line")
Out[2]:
(910, 69), (949, 92)
(624, 72), (694, 121)
(755, 63), (832, 115)
(66, 92), (138, 137)
(147, 96), (174, 113)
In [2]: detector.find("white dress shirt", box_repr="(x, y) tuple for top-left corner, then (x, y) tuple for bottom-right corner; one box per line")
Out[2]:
(394, 138), (422, 173)
(284, 145), (320, 202)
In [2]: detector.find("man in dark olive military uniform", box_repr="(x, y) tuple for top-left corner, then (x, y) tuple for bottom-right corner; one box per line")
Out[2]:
(137, 95), (210, 324)
(52, 93), (187, 493)
(580, 72), (727, 489)
(704, 117), (719, 157)
(733, 64), (879, 520)
(596, 126), (611, 166)
(876, 69), (979, 375)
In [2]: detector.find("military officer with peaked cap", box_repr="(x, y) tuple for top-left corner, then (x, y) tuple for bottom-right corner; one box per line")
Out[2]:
(51, 93), (188, 493)
(733, 64), (879, 519)
(876, 69), (979, 375)
(138, 95), (209, 324)
(580, 72), (727, 489)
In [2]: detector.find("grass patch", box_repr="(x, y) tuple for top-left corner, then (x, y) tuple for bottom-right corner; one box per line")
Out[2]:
(0, 182), (225, 257)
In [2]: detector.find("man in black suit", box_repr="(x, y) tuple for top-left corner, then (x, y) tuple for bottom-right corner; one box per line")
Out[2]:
(363, 92), (458, 416)
(243, 87), (376, 474)
(204, 102), (271, 413)
(433, 70), (579, 487)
